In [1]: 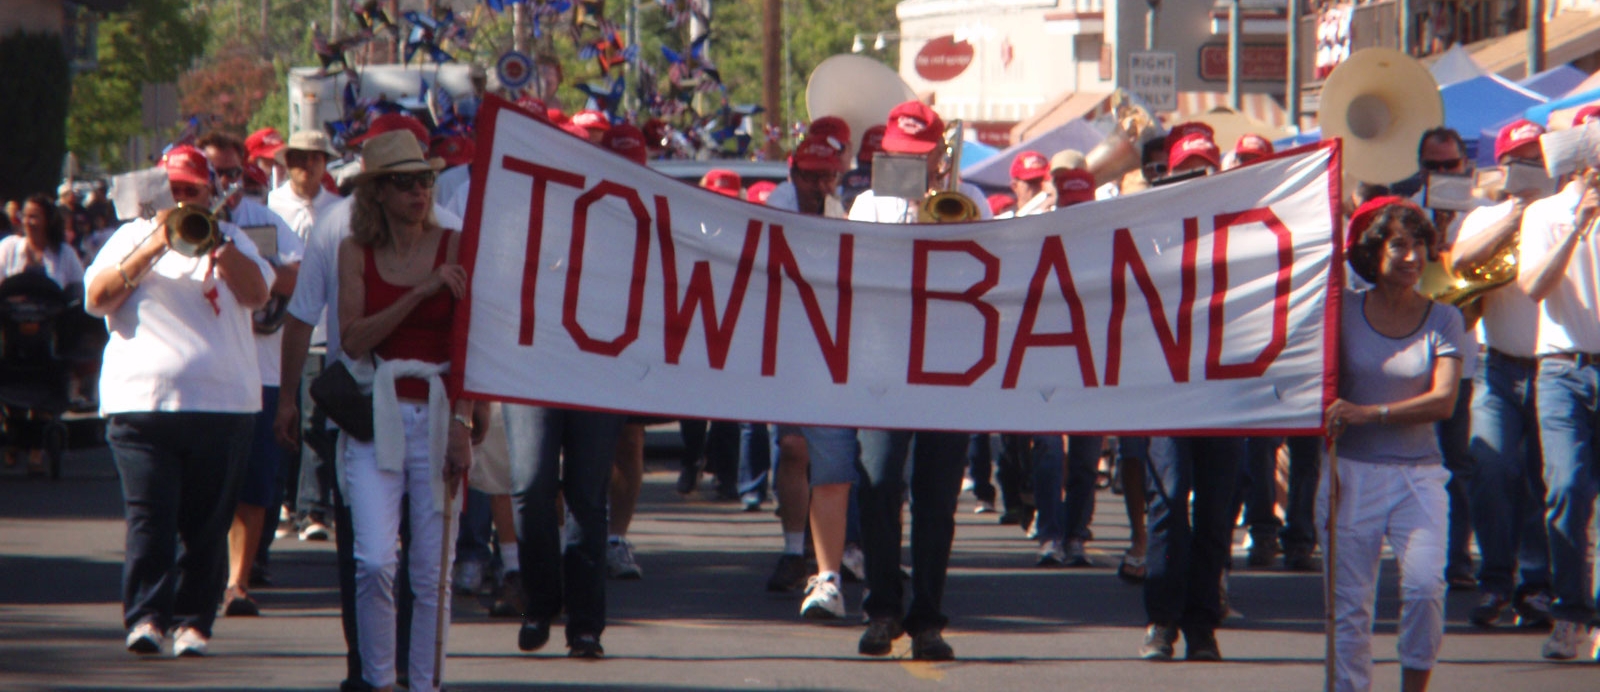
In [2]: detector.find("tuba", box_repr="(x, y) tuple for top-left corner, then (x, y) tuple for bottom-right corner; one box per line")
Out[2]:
(805, 54), (916, 163)
(1085, 91), (1166, 188)
(919, 119), (981, 223)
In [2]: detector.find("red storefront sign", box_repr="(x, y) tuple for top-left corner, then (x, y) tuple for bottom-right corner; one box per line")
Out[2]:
(1197, 44), (1287, 82)
(967, 121), (1016, 148)
(915, 36), (975, 82)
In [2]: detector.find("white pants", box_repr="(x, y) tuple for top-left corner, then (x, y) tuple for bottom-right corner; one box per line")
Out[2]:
(344, 403), (460, 692)
(1317, 458), (1449, 692)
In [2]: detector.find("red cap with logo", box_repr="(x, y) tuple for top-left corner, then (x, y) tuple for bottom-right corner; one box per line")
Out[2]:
(746, 180), (777, 204)
(546, 107), (569, 124)
(858, 125), (887, 164)
(1168, 133), (1221, 171)
(246, 128), (286, 162)
(792, 136), (845, 173)
(350, 113), (430, 147)
(882, 101), (945, 155)
(1009, 150), (1049, 182)
(513, 96), (550, 122)
(807, 116), (852, 153)
(571, 110), (611, 133)
(1494, 119), (1545, 161)
(242, 162), (269, 188)
(560, 121), (590, 139)
(1053, 168), (1097, 206)
(1234, 134), (1275, 161)
(602, 124), (649, 165)
(986, 193), (1017, 217)
(1346, 195), (1422, 251)
(161, 145), (212, 187)
(642, 119), (670, 151)
(700, 169), (743, 197)
(1168, 122), (1216, 145)
(1573, 105), (1600, 127)
(429, 134), (475, 168)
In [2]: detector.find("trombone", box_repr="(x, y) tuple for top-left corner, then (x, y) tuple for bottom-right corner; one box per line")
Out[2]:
(920, 120), (981, 224)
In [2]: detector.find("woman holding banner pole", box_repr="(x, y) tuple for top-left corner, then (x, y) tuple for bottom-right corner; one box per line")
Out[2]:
(1321, 196), (1466, 692)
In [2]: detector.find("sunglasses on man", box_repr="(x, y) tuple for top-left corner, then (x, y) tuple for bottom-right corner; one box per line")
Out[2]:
(381, 172), (436, 192)
(1420, 158), (1462, 172)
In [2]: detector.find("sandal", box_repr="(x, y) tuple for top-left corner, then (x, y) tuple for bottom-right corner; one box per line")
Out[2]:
(1117, 552), (1147, 584)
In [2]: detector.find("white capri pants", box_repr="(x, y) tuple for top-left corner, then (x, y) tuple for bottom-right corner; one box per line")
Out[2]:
(344, 403), (461, 692)
(1317, 457), (1449, 692)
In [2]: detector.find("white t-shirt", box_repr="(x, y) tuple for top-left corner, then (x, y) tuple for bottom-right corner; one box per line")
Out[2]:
(1521, 181), (1600, 355)
(765, 185), (846, 218)
(847, 181), (995, 223)
(267, 183), (342, 240)
(231, 199), (305, 387)
(1454, 198), (1540, 358)
(0, 235), (84, 288)
(86, 218), (276, 415)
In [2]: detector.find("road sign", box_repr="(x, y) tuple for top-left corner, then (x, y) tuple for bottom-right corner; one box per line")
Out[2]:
(1128, 51), (1177, 113)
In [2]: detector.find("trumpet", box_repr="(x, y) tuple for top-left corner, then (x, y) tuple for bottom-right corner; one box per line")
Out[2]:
(163, 182), (239, 257)
(919, 120), (981, 224)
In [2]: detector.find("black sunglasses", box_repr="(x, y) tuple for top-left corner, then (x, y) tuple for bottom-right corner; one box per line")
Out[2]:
(1420, 158), (1462, 172)
(381, 172), (436, 192)
(214, 166), (244, 180)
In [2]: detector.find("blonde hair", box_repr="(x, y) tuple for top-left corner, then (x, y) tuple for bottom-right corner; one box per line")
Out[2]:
(350, 177), (439, 248)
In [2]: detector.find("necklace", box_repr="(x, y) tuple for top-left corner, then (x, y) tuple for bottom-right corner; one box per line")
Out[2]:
(385, 229), (432, 276)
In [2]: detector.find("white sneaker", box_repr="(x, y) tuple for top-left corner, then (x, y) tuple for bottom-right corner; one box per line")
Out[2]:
(607, 538), (643, 579)
(1036, 540), (1066, 567)
(974, 500), (996, 514)
(841, 544), (866, 582)
(802, 574), (845, 619)
(125, 622), (164, 655)
(961, 476), (976, 493)
(172, 626), (208, 657)
(274, 506), (293, 539)
(298, 519), (331, 541)
(1542, 621), (1594, 660)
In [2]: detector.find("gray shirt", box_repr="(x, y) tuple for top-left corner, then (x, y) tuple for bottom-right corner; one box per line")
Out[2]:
(1336, 288), (1466, 466)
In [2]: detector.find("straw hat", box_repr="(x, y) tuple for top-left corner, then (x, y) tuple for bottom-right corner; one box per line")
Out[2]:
(276, 130), (340, 165)
(353, 130), (443, 183)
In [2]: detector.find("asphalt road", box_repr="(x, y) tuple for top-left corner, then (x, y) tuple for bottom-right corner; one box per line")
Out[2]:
(1, 444), (1594, 691)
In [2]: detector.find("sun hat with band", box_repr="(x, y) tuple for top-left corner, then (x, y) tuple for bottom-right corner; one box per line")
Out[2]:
(275, 130), (340, 166)
(353, 130), (444, 184)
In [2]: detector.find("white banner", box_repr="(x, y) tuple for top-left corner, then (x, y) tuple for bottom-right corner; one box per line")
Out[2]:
(454, 97), (1343, 434)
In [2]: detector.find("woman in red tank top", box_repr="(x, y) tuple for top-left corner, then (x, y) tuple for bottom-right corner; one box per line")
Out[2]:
(335, 130), (477, 692)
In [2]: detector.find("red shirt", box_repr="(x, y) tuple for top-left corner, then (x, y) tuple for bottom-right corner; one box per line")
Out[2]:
(364, 231), (456, 400)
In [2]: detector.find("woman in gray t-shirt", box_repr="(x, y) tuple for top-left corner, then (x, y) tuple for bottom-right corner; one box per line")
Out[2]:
(1320, 197), (1466, 692)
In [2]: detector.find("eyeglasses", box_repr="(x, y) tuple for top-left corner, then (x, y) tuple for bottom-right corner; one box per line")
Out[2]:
(214, 166), (244, 180)
(381, 172), (436, 192)
(1420, 158), (1462, 172)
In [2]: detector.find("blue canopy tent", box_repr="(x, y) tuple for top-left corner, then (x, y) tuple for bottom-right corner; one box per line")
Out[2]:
(1438, 74), (1546, 165)
(961, 119), (1105, 190)
(1524, 86), (1600, 128)
(958, 138), (1001, 170)
(1520, 65), (1590, 99)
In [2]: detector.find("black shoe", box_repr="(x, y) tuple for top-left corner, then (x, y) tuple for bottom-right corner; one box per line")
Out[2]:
(1513, 589), (1554, 629)
(338, 680), (373, 692)
(859, 617), (904, 656)
(1139, 623), (1177, 661)
(910, 629), (954, 661)
(490, 572), (526, 618)
(1184, 628), (1222, 661)
(518, 619), (551, 652)
(997, 508), (1025, 526)
(1446, 566), (1478, 591)
(222, 588), (259, 617)
(676, 460), (702, 495)
(765, 554), (809, 593)
(567, 633), (604, 659)
(1469, 592), (1510, 628)
(1283, 550), (1320, 572)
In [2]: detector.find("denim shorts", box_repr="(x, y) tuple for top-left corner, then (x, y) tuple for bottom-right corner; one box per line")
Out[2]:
(800, 426), (859, 486)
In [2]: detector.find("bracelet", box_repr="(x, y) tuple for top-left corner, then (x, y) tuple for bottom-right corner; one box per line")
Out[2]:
(117, 262), (137, 289)
(1378, 405), (1390, 424)
(452, 414), (474, 431)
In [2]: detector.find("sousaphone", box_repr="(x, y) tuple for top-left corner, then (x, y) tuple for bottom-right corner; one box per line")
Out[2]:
(805, 54), (916, 161)
(1319, 48), (1444, 191)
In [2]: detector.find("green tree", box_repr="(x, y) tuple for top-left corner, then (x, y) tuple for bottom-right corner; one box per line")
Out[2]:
(0, 31), (73, 201)
(67, 0), (208, 171)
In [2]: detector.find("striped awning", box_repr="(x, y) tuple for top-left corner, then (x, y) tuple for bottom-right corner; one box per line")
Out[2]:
(1171, 91), (1290, 129)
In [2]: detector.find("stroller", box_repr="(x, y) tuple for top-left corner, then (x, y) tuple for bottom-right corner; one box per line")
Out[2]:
(0, 271), (76, 479)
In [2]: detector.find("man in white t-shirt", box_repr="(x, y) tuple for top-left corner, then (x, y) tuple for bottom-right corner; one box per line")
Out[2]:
(1448, 121), (1555, 627)
(1516, 134), (1600, 660)
(267, 131), (342, 240)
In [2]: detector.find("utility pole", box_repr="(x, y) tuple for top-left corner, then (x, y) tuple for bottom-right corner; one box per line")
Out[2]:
(1287, 0), (1301, 131)
(1227, 0), (1242, 111)
(1398, 0), (1412, 55)
(1527, 0), (1545, 76)
(762, 0), (782, 158)
(690, 1), (711, 125)
(1145, 0), (1159, 51)
(512, 2), (527, 53)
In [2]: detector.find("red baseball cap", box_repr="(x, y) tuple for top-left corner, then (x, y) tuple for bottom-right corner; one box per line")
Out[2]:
(350, 113), (430, 147)
(1053, 168), (1097, 206)
(882, 101), (944, 155)
(807, 116), (852, 153)
(792, 136), (845, 173)
(1168, 122), (1216, 145)
(746, 180), (777, 204)
(1234, 134), (1275, 162)
(161, 145), (212, 187)
(858, 124), (887, 164)
(602, 124), (649, 165)
(246, 127), (286, 162)
(1494, 119), (1545, 161)
(700, 169), (742, 197)
(986, 193), (1017, 216)
(1573, 105), (1600, 127)
(513, 96), (550, 122)
(1009, 150), (1049, 182)
(560, 121), (590, 139)
(429, 134), (475, 168)
(571, 110), (611, 133)
(1346, 195), (1421, 251)
(546, 107), (569, 124)
(1168, 133), (1221, 171)
(242, 162), (269, 188)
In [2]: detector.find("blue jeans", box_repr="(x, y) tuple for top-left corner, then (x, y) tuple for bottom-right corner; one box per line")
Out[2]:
(1469, 351), (1551, 597)
(455, 489), (494, 567)
(856, 429), (968, 634)
(1233, 437), (1285, 535)
(1438, 378), (1476, 575)
(1282, 436), (1322, 554)
(1534, 357), (1600, 623)
(1033, 435), (1103, 542)
(736, 422), (771, 499)
(109, 412), (254, 638)
(966, 433), (998, 504)
(504, 405), (623, 639)
(1144, 436), (1244, 634)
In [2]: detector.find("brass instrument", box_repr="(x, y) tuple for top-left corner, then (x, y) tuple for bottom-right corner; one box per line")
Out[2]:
(1426, 235), (1519, 310)
(919, 119), (980, 223)
(1085, 91), (1165, 188)
(162, 183), (239, 258)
